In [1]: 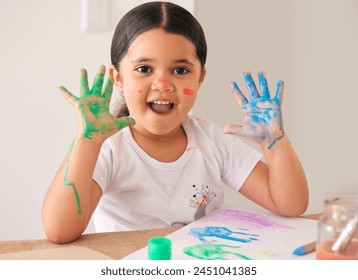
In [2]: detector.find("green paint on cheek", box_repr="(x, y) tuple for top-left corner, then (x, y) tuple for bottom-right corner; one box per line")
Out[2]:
(183, 244), (252, 260)
(64, 140), (81, 215)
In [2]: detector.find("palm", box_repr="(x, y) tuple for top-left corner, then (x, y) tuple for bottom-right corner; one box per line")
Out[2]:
(59, 66), (135, 140)
(76, 95), (119, 139)
(225, 71), (284, 149)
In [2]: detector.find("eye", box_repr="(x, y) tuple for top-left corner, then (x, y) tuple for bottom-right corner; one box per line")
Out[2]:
(174, 67), (189, 75)
(135, 66), (151, 73)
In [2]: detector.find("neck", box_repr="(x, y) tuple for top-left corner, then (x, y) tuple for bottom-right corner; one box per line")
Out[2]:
(129, 125), (187, 162)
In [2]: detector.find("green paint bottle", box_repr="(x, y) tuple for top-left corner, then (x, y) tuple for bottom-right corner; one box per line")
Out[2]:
(148, 237), (172, 260)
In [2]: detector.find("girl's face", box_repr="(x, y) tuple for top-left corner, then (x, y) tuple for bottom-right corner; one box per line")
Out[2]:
(110, 28), (206, 137)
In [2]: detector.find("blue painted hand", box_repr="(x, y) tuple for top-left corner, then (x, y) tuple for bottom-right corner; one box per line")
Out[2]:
(224, 71), (284, 149)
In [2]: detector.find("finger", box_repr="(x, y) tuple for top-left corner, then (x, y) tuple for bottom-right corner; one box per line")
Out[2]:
(115, 117), (136, 130)
(258, 71), (270, 99)
(59, 86), (77, 105)
(102, 77), (114, 102)
(243, 71), (260, 100)
(230, 81), (248, 107)
(91, 65), (106, 96)
(80, 68), (91, 97)
(275, 80), (284, 104)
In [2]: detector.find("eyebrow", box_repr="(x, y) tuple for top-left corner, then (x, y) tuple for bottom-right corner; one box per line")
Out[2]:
(130, 57), (195, 66)
(130, 57), (152, 63)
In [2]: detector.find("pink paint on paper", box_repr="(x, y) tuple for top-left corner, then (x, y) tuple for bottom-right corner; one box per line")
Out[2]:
(201, 209), (294, 230)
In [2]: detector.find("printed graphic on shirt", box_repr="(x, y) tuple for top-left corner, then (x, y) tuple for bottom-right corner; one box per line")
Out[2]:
(189, 184), (217, 220)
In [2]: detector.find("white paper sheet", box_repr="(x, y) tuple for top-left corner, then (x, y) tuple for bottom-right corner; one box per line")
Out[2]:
(124, 206), (317, 260)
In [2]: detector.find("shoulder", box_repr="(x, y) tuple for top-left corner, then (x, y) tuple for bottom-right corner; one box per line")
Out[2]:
(97, 128), (130, 164)
(183, 115), (261, 156)
(183, 115), (240, 148)
(183, 115), (223, 137)
(101, 128), (128, 149)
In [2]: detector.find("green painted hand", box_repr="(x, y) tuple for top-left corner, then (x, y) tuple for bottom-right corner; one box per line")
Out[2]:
(59, 65), (135, 140)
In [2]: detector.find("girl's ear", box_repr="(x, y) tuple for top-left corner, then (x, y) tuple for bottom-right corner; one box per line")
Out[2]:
(109, 64), (123, 91)
(198, 67), (206, 86)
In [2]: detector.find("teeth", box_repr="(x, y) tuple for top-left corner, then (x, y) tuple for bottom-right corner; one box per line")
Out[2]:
(149, 100), (174, 113)
(153, 101), (171, 105)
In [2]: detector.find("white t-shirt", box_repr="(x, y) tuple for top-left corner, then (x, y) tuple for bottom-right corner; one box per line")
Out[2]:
(93, 115), (262, 232)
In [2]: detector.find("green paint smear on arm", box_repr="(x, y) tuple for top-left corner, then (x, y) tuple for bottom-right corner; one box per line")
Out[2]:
(63, 139), (81, 215)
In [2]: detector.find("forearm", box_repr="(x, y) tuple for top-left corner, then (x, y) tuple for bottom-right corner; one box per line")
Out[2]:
(42, 136), (103, 243)
(43, 66), (135, 243)
(260, 134), (309, 216)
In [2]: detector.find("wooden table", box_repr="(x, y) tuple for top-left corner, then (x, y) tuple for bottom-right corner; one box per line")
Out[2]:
(0, 213), (322, 260)
(0, 227), (178, 259)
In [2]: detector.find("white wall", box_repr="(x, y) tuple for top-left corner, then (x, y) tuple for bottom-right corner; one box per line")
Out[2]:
(289, 0), (358, 211)
(0, 0), (112, 240)
(0, 0), (357, 241)
(194, 0), (358, 213)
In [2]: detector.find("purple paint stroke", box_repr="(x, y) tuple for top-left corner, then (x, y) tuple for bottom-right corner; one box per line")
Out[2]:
(202, 209), (294, 231)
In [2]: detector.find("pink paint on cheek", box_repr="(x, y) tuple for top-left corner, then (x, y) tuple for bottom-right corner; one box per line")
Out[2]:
(183, 88), (194, 96)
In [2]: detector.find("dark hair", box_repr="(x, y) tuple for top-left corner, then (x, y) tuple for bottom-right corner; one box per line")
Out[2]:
(111, 1), (207, 117)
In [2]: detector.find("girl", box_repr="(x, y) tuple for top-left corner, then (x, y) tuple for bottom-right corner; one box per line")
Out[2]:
(42, 1), (308, 244)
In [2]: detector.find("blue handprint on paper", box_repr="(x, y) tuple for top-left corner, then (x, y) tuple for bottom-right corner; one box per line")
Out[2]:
(189, 226), (259, 244)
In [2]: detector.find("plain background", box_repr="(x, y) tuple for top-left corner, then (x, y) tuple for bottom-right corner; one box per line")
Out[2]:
(0, 0), (357, 241)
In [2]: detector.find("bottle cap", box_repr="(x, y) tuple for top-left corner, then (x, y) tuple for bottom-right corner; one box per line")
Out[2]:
(148, 237), (172, 260)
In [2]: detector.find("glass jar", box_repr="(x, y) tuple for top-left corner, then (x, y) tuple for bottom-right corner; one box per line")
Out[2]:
(316, 196), (358, 259)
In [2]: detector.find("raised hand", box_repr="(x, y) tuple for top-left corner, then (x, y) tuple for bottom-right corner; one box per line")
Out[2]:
(58, 66), (135, 215)
(59, 65), (135, 141)
(224, 71), (284, 149)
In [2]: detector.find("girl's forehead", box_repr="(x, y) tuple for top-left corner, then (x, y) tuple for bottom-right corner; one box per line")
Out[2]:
(125, 28), (198, 62)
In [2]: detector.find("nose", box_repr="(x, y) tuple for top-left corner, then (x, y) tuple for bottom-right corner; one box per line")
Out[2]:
(151, 78), (174, 92)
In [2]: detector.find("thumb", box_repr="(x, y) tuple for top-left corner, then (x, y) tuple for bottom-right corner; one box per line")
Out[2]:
(115, 116), (136, 130)
(59, 86), (77, 106)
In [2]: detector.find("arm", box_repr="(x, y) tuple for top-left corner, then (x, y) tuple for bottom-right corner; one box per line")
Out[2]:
(42, 66), (135, 243)
(224, 71), (308, 216)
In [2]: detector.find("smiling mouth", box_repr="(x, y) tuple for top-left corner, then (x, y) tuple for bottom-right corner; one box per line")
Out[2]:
(148, 101), (175, 114)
